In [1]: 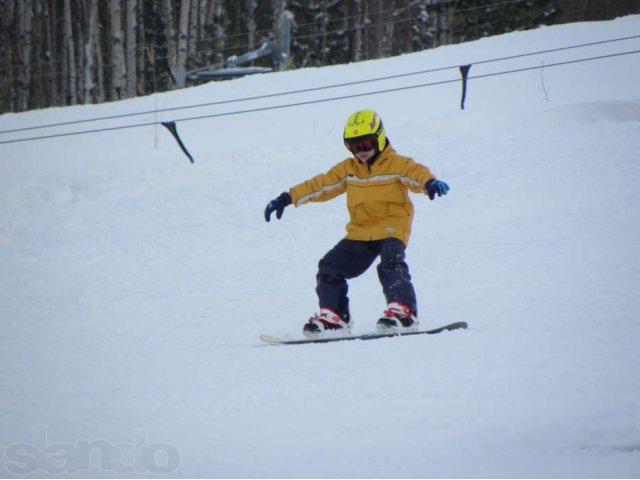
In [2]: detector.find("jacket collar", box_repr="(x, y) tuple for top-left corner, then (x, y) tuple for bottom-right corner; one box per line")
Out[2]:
(367, 141), (395, 169)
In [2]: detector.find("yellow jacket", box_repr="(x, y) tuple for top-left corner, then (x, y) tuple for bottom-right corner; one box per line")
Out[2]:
(289, 145), (436, 245)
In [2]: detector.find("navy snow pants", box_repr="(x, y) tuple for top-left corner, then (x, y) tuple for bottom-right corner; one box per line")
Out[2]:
(316, 238), (417, 321)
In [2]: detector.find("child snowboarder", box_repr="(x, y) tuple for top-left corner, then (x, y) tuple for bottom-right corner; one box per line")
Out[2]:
(264, 109), (449, 338)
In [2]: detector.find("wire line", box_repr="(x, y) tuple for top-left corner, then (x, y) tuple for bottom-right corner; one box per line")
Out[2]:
(2, 48), (638, 146)
(2, 33), (638, 137)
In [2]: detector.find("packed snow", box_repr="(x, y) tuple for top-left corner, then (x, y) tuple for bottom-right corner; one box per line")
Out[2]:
(1, 15), (640, 478)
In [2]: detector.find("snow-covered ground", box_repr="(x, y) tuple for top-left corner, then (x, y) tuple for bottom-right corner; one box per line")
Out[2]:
(1, 15), (640, 478)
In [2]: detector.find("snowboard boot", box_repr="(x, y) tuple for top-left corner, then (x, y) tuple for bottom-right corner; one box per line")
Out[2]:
(376, 302), (419, 331)
(303, 308), (351, 338)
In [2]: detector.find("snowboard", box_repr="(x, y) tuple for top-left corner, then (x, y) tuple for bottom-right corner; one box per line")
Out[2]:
(259, 321), (468, 345)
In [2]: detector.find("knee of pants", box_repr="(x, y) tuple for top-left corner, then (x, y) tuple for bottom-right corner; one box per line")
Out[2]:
(316, 272), (346, 286)
(381, 251), (405, 265)
(317, 258), (343, 279)
(379, 251), (408, 270)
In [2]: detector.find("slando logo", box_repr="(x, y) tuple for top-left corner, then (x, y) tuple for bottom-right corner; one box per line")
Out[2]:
(4, 425), (181, 475)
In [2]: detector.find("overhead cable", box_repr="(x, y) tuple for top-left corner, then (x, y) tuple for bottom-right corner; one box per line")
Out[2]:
(2, 33), (638, 138)
(1, 48), (638, 145)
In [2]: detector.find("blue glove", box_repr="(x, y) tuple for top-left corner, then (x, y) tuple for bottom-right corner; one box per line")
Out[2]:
(264, 192), (292, 222)
(425, 179), (450, 200)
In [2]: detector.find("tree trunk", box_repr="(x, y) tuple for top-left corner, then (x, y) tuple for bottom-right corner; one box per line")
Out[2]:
(94, 1), (105, 103)
(245, 0), (258, 51)
(319, 1), (327, 64)
(30, 0), (44, 109)
(83, 0), (98, 103)
(76, 0), (86, 103)
(188, 0), (199, 67)
(347, 0), (362, 62)
(371, 0), (385, 59)
(160, 0), (177, 70)
(17, 0), (34, 110)
(438, 3), (454, 47)
(212, 0), (226, 65)
(276, 6), (292, 70)
(384, 0), (397, 57)
(63, 0), (77, 105)
(136, 2), (145, 94)
(125, 0), (137, 97)
(110, 0), (125, 100)
(47, 0), (60, 106)
(0, 1), (13, 111)
(197, 0), (208, 65)
(176, 0), (191, 86)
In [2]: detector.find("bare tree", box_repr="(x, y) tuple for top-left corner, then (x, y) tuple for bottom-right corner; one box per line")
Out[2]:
(176, 0), (191, 86)
(160, 0), (177, 69)
(136, 1), (146, 94)
(246, 0), (258, 50)
(347, 0), (363, 62)
(84, 0), (100, 103)
(63, 0), (77, 105)
(212, 0), (226, 65)
(125, 0), (137, 97)
(3, 0), (640, 114)
(16, 0), (34, 110)
(189, 0), (201, 67)
(383, 0), (397, 57)
(44, 0), (59, 107)
(110, 0), (126, 99)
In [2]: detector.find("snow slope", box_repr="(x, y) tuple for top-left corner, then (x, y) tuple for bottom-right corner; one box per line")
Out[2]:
(1, 15), (640, 478)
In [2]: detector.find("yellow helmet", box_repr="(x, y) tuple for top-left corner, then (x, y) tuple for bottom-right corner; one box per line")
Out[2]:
(343, 109), (386, 153)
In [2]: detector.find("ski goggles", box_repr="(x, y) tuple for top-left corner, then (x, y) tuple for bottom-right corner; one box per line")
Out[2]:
(344, 136), (376, 153)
